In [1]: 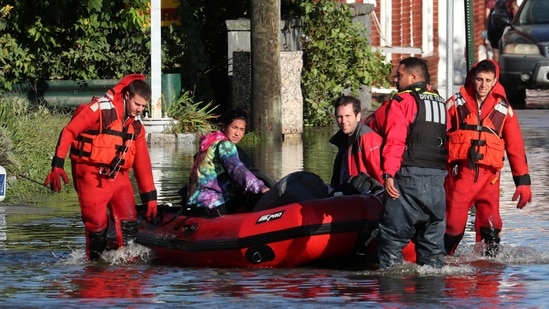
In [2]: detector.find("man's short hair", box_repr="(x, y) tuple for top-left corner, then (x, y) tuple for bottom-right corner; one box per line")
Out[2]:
(333, 95), (361, 116)
(474, 60), (497, 76)
(400, 57), (430, 84)
(126, 80), (151, 101)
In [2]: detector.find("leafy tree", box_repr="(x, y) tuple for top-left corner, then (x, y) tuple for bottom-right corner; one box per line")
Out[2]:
(1, 0), (391, 128)
(301, 0), (391, 126)
(0, 0), (150, 89)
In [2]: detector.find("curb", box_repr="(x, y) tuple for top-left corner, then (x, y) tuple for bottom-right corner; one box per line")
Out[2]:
(147, 133), (197, 146)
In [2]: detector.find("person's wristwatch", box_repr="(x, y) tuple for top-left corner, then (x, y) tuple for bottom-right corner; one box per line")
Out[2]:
(382, 173), (393, 180)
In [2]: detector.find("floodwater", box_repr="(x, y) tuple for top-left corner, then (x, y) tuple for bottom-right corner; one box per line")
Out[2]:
(1, 110), (549, 308)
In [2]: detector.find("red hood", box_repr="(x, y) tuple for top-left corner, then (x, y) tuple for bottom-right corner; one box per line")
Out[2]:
(107, 74), (147, 118)
(461, 59), (507, 116)
(198, 131), (228, 152)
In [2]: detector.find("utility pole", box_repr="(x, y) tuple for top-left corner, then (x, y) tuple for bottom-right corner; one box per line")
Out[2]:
(150, 0), (162, 119)
(464, 0), (475, 72)
(250, 0), (282, 141)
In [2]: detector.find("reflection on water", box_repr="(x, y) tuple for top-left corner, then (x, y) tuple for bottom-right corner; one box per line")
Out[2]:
(150, 127), (338, 204)
(149, 142), (195, 203)
(61, 265), (156, 300)
(239, 127), (337, 184)
(1, 111), (549, 307)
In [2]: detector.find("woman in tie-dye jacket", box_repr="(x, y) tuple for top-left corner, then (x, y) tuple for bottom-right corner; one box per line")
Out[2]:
(186, 108), (270, 216)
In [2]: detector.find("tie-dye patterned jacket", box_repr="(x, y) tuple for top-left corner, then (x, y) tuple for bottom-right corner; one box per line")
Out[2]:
(186, 130), (268, 209)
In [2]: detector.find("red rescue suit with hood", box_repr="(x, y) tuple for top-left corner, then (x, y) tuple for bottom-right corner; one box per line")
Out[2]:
(444, 60), (531, 256)
(49, 74), (157, 260)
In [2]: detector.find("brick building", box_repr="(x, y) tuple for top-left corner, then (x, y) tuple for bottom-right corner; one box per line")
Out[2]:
(343, 0), (487, 96)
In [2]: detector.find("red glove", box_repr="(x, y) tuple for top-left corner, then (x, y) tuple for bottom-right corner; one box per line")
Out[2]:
(146, 200), (158, 221)
(512, 185), (532, 209)
(44, 167), (69, 192)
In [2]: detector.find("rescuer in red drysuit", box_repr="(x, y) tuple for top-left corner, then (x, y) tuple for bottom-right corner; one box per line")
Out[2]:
(44, 74), (158, 261)
(444, 59), (532, 257)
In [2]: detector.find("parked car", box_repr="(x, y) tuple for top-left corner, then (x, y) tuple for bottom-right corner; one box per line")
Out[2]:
(496, 0), (549, 109)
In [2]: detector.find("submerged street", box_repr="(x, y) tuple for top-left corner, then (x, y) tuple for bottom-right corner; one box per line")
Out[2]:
(0, 107), (548, 307)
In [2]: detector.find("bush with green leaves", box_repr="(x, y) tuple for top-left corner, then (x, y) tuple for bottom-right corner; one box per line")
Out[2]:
(301, 0), (391, 126)
(0, 1), (249, 109)
(2, 0), (391, 133)
(0, 1), (150, 89)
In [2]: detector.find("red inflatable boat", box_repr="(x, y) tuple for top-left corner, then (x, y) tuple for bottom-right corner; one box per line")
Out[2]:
(111, 194), (416, 268)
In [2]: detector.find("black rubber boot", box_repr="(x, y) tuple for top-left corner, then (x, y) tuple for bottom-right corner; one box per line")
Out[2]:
(121, 220), (138, 246)
(480, 227), (501, 257)
(444, 233), (464, 256)
(88, 230), (107, 261)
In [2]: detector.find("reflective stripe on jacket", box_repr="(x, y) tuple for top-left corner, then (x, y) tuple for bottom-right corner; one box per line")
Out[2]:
(70, 97), (138, 174)
(401, 90), (448, 170)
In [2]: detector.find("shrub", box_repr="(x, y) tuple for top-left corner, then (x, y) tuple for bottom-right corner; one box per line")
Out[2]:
(0, 1), (150, 88)
(301, 0), (391, 126)
(164, 90), (220, 135)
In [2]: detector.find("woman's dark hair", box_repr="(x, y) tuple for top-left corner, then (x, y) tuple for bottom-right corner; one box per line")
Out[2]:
(221, 108), (249, 127)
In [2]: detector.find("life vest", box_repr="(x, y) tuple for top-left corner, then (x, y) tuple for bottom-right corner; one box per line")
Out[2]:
(400, 90), (448, 170)
(70, 97), (139, 177)
(447, 93), (507, 169)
